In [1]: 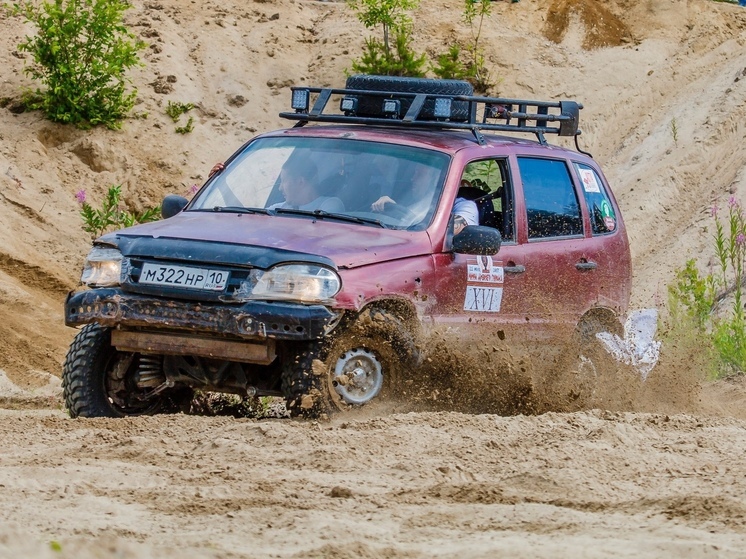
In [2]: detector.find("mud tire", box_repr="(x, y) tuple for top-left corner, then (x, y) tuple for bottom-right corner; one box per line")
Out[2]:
(345, 75), (473, 122)
(281, 308), (420, 418)
(62, 323), (163, 418)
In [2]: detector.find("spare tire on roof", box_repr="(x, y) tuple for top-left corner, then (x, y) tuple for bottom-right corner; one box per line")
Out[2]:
(345, 75), (473, 122)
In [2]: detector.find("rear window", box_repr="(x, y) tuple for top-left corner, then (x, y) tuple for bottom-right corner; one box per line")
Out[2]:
(518, 157), (582, 239)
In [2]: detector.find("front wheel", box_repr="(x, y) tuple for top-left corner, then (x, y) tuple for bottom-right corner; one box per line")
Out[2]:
(62, 323), (165, 418)
(281, 309), (419, 418)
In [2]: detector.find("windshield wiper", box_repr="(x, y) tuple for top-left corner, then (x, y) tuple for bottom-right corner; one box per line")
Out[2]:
(274, 208), (387, 228)
(208, 206), (274, 215)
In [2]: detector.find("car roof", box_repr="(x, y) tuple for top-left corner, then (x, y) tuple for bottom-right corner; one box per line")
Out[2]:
(258, 124), (588, 160)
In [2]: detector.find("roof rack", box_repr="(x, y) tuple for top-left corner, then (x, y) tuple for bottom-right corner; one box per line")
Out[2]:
(279, 86), (582, 146)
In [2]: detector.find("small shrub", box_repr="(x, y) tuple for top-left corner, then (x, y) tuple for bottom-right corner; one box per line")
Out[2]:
(166, 101), (195, 134)
(76, 185), (160, 238)
(175, 116), (194, 134)
(166, 100), (194, 122)
(668, 198), (746, 375)
(12, 0), (144, 129)
(463, 0), (495, 93)
(351, 32), (426, 77)
(431, 45), (470, 80)
(348, 0), (426, 77)
(348, 0), (419, 54)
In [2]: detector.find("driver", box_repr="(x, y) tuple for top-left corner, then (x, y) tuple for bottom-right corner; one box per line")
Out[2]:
(371, 163), (478, 233)
(206, 159), (345, 213)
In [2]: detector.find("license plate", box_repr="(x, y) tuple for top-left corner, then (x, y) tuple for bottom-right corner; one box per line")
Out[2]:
(139, 263), (228, 291)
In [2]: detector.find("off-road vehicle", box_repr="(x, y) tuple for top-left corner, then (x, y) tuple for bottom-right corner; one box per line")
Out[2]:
(62, 75), (631, 418)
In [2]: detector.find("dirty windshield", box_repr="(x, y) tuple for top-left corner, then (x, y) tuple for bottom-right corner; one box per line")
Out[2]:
(190, 137), (449, 230)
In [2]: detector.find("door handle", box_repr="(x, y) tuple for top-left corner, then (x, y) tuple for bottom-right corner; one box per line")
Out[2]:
(576, 261), (597, 270)
(504, 264), (525, 274)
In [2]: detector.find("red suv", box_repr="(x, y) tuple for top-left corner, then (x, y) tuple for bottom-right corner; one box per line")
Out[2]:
(62, 76), (631, 418)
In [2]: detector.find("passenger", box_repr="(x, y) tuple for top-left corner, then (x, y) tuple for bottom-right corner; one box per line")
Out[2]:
(371, 163), (478, 233)
(452, 197), (479, 234)
(208, 162), (224, 177)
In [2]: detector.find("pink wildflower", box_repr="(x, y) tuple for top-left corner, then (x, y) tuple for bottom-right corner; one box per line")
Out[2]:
(738, 233), (746, 246)
(75, 189), (87, 204)
(711, 204), (719, 217)
(729, 196), (739, 208)
(189, 184), (200, 195)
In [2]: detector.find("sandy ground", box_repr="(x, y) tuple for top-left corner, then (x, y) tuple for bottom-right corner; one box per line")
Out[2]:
(3, 0), (746, 555)
(2, 404), (746, 558)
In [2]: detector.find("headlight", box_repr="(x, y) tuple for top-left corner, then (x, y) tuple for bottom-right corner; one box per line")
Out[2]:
(80, 247), (123, 287)
(250, 264), (341, 303)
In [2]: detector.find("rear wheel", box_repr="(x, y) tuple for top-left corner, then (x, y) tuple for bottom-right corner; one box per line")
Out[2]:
(62, 323), (165, 418)
(281, 308), (419, 418)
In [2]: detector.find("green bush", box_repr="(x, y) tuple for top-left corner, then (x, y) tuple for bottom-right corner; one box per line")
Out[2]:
(431, 45), (470, 80)
(462, 0), (495, 93)
(13, 0), (144, 129)
(351, 32), (426, 77)
(166, 101), (195, 134)
(348, 0), (426, 77)
(668, 198), (746, 375)
(431, 1), (498, 92)
(76, 185), (160, 238)
(166, 100), (194, 122)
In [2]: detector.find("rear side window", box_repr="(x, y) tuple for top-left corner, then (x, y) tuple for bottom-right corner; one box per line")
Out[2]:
(518, 157), (582, 240)
(574, 163), (617, 235)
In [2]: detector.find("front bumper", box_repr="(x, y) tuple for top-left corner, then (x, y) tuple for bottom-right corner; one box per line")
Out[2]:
(65, 288), (341, 341)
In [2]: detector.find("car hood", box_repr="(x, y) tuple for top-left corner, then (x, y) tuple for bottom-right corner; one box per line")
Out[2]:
(102, 212), (434, 269)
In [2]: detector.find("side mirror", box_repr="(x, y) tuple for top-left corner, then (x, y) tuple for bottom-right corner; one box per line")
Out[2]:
(452, 225), (502, 255)
(161, 194), (189, 219)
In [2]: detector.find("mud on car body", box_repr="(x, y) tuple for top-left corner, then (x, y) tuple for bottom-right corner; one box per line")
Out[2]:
(63, 75), (632, 418)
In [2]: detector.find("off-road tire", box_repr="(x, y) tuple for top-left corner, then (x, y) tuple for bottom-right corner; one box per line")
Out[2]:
(281, 308), (420, 418)
(62, 323), (163, 418)
(345, 75), (473, 122)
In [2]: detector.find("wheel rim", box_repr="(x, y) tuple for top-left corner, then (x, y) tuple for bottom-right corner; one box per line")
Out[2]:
(331, 347), (384, 406)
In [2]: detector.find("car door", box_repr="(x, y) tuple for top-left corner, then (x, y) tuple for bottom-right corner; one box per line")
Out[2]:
(428, 157), (536, 343)
(511, 155), (604, 333)
(570, 160), (632, 313)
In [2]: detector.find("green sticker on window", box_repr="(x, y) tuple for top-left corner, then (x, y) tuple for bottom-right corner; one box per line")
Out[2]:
(600, 200), (616, 231)
(601, 200), (614, 218)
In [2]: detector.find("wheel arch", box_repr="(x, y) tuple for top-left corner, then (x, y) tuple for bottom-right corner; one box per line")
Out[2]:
(358, 296), (422, 336)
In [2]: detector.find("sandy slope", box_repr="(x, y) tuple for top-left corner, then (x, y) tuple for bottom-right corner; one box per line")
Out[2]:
(2, 0), (746, 555)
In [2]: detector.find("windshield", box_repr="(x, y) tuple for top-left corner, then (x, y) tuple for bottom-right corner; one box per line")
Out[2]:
(190, 137), (450, 230)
